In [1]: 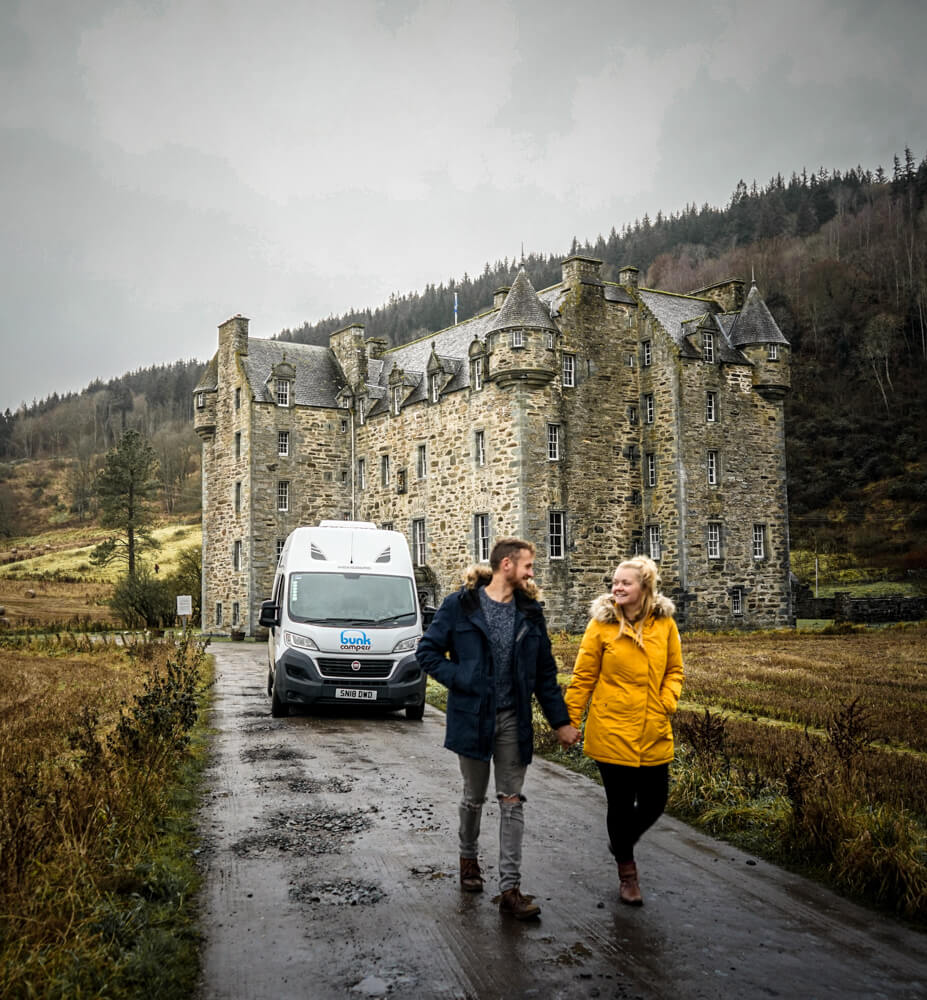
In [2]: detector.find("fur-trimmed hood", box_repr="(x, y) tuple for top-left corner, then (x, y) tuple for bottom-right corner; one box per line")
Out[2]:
(462, 564), (541, 603)
(589, 591), (676, 624)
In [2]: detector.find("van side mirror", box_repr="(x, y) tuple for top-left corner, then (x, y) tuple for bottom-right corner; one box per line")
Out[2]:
(259, 600), (280, 628)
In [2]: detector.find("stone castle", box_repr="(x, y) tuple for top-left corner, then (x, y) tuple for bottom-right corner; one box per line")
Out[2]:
(194, 255), (792, 634)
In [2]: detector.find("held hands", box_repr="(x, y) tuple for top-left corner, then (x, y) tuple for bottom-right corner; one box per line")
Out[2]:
(554, 724), (582, 749)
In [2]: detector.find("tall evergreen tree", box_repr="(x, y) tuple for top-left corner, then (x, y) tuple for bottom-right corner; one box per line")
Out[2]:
(90, 429), (160, 579)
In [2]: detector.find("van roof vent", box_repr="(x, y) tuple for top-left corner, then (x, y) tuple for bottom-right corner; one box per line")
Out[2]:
(375, 546), (391, 563)
(310, 543), (327, 561)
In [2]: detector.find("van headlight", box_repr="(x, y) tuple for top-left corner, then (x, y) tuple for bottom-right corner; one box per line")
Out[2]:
(392, 635), (420, 654)
(285, 631), (319, 651)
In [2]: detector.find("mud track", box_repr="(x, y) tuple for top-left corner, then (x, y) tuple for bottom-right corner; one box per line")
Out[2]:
(198, 643), (926, 999)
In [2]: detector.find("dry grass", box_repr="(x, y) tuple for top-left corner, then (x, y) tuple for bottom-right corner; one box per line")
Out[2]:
(0, 635), (210, 998)
(0, 578), (118, 628)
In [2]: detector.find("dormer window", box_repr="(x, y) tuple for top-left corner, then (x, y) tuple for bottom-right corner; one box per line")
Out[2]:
(767, 343), (779, 361)
(702, 332), (715, 364)
(471, 359), (483, 391)
(430, 374), (441, 403)
(392, 385), (402, 415)
(276, 378), (291, 407)
(512, 330), (524, 348)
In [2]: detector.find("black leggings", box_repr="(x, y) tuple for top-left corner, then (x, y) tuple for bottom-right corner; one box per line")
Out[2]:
(596, 761), (669, 863)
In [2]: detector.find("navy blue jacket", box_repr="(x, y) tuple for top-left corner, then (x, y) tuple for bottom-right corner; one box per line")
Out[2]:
(416, 573), (570, 764)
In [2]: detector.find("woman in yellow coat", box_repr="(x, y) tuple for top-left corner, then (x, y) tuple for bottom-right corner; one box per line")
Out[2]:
(565, 556), (684, 906)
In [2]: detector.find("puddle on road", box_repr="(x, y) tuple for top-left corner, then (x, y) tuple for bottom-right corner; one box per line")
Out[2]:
(290, 878), (385, 906)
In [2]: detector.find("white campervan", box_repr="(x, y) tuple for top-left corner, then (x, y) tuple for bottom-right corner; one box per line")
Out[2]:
(259, 521), (427, 719)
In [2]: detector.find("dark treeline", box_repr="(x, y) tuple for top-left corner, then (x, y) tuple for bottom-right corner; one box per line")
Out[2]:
(4, 150), (926, 561)
(0, 360), (205, 461)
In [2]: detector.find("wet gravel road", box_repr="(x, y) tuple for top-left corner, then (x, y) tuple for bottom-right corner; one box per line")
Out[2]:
(197, 642), (927, 1000)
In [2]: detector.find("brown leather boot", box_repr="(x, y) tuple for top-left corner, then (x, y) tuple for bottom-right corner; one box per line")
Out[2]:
(618, 862), (643, 906)
(460, 856), (483, 893)
(499, 886), (541, 920)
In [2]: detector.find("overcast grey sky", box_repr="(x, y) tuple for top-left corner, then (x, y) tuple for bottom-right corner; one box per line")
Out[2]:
(2, 0), (926, 411)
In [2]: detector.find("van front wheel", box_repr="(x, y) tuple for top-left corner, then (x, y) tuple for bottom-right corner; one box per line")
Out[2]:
(271, 680), (289, 718)
(406, 700), (425, 721)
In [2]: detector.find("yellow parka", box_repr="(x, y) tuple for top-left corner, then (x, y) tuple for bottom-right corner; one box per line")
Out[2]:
(565, 593), (684, 766)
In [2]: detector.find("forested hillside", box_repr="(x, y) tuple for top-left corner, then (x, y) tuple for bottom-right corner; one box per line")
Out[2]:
(2, 152), (925, 570)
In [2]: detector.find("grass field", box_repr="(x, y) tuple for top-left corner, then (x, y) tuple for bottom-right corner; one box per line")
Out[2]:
(0, 634), (211, 998)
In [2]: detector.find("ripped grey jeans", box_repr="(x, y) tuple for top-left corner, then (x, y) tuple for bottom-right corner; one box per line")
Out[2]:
(458, 709), (527, 892)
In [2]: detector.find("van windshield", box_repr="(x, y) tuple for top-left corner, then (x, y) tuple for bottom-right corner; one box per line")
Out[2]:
(287, 572), (418, 626)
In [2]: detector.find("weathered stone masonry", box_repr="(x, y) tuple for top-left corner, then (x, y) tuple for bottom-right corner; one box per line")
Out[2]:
(195, 256), (792, 633)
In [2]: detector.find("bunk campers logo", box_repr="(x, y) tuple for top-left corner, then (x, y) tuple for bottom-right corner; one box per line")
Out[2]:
(340, 629), (372, 652)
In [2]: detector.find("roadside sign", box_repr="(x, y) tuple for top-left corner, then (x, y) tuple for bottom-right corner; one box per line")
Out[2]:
(176, 595), (193, 617)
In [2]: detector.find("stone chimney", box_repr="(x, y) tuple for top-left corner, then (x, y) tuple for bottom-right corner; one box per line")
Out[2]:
(690, 278), (745, 313)
(618, 265), (639, 288)
(330, 323), (368, 388)
(366, 337), (388, 359)
(218, 314), (249, 357)
(561, 255), (603, 287)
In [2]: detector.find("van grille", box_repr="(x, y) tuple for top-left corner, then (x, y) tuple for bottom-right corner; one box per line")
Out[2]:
(317, 658), (393, 679)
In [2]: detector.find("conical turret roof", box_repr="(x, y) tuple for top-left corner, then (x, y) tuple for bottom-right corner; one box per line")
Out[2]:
(484, 268), (557, 335)
(729, 281), (789, 347)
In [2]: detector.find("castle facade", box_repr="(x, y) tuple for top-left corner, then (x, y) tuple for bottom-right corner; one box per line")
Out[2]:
(194, 256), (792, 634)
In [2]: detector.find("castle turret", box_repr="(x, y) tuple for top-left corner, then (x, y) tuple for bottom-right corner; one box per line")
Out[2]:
(729, 281), (790, 399)
(484, 269), (559, 389)
(193, 356), (218, 440)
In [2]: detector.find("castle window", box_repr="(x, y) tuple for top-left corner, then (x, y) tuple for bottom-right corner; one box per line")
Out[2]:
(644, 394), (654, 424)
(628, 406), (638, 425)
(215, 602), (223, 627)
(474, 513), (490, 562)
(512, 330), (524, 348)
(471, 359), (483, 391)
(358, 398), (366, 424)
(196, 392), (205, 409)
(341, 418), (348, 433)
(278, 430), (289, 457)
(412, 518), (426, 566)
(753, 524), (767, 560)
(381, 521), (393, 531)
(234, 481), (241, 515)
(357, 458), (366, 490)
(707, 523), (721, 559)
(277, 480), (289, 512)
(233, 539), (242, 570)
(232, 602), (240, 626)
(731, 588), (743, 615)
(648, 524), (661, 561)
(706, 391), (717, 423)
(430, 374), (440, 403)
(397, 469), (407, 494)
(381, 454), (390, 487)
(702, 331), (714, 363)
(235, 387), (241, 410)
(475, 430), (486, 467)
(276, 378), (290, 407)
(235, 432), (241, 459)
(276, 538), (285, 563)
(562, 353), (575, 387)
(641, 341), (652, 367)
(646, 453), (656, 487)
(767, 343), (779, 361)
(392, 385), (402, 415)
(707, 450), (718, 486)
(416, 444), (427, 479)
(341, 470), (348, 483)
(547, 424), (561, 461)
(548, 510), (565, 559)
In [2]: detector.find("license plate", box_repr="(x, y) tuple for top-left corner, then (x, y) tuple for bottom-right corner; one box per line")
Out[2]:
(335, 688), (376, 701)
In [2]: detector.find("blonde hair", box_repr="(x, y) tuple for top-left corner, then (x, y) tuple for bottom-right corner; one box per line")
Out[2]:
(613, 555), (661, 623)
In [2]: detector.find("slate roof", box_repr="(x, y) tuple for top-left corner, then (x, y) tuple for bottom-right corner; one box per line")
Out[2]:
(637, 289), (750, 364)
(241, 339), (345, 407)
(484, 268), (558, 335)
(195, 355), (218, 392)
(728, 282), (790, 347)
